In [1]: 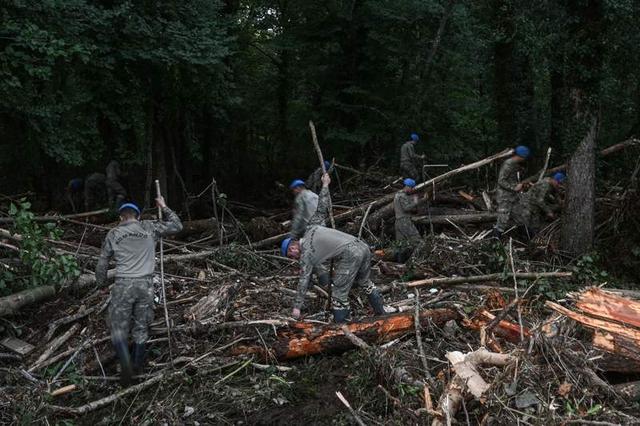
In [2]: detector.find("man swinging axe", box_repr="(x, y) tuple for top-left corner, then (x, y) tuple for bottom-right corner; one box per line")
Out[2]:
(282, 173), (385, 322)
(96, 198), (183, 385)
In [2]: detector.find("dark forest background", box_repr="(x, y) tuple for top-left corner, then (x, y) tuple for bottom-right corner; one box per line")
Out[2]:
(1, 0), (639, 211)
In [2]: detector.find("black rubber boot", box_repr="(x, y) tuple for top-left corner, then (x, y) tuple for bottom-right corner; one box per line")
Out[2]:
(367, 290), (385, 315)
(491, 228), (502, 239)
(332, 308), (351, 323)
(317, 273), (331, 289)
(132, 343), (146, 376)
(113, 340), (133, 386)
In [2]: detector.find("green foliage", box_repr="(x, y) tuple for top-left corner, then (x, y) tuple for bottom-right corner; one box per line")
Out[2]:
(0, 200), (80, 296)
(571, 253), (613, 285)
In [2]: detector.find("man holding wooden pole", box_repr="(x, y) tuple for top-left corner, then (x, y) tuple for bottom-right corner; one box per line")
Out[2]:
(95, 198), (182, 385)
(282, 173), (385, 322)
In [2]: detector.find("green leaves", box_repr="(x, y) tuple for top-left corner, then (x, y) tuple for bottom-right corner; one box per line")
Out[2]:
(1, 200), (80, 296)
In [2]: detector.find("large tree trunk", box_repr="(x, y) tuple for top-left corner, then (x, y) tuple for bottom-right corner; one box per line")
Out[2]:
(561, 116), (597, 255)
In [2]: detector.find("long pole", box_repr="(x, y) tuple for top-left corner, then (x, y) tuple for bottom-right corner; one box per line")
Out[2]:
(155, 180), (173, 363)
(308, 121), (335, 229)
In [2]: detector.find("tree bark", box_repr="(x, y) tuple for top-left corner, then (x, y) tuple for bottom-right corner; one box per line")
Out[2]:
(561, 116), (597, 255)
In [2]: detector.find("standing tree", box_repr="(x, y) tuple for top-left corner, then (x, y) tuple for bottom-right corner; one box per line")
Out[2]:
(559, 0), (603, 256)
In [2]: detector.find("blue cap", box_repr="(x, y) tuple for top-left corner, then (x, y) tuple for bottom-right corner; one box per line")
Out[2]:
(411, 133), (420, 142)
(515, 145), (530, 158)
(281, 237), (293, 257)
(118, 202), (141, 217)
(553, 172), (566, 183)
(403, 178), (416, 188)
(289, 179), (305, 189)
(323, 160), (331, 171)
(69, 178), (83, 191)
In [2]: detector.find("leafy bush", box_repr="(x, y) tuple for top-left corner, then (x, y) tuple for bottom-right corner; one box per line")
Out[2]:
(0, 200), (80, 296)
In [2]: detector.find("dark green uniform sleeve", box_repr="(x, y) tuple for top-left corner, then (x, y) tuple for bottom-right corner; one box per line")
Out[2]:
(95, 233), (114, 286)
(153, 207), (183, 238)
(308, 186), (330, 226)
(290, 195), (307, 239)
(531, 183), (556, 216)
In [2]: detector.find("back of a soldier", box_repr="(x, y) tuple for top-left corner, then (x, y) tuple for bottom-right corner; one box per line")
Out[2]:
(107, 220), (158, 343)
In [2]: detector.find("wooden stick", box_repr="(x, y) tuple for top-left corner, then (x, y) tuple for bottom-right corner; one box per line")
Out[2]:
(29, 324), (80, 373)
(357, 202), (375, 240)
(308, 120), (335, 228)
(0, 208), (109, 224)
(414, 289), (432, 381)
(406, 271), (572, 289)
(537, 147), (552, 183)
(50, 384), (77, 397)
(336, 391), (367, 426)
(155, 180), (173, 363)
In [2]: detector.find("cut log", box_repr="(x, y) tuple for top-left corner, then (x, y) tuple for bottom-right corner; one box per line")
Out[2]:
(406, 271), (572, 289)
(574, 287), (640, 329)
(614, 380), (640, 400)
(234, 308), (459, 360)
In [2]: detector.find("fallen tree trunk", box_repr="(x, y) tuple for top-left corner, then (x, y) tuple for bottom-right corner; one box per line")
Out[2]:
(406, 271), (572, 289)
(413, 212), (497, 225)
(184, 282), (240, 322)
(234, 308), (459, 360)
(0, 270), (115, 317)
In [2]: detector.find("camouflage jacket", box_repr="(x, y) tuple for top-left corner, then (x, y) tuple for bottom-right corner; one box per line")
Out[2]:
(400, 141), (422, 166)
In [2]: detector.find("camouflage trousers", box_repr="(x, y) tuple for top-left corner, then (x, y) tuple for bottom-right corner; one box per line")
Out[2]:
(108, 276), (155, 344)
(332, 240), (378, 310)
(494, 189), (518, 232)
(400, 163), (420, 181)
(395, 217), (421, 241)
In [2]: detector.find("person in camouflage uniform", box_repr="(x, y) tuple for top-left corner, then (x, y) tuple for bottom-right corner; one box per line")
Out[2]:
(282, 173), (385, 323)
(394, 178), (421, 241)
(288, 179), (330, 288)
(106, 160), (127, 209)
(393, 178), (422, 262)
(515, 172), (565, 237)
(84, 172), (107, 211)
(306, 160), (334, 194)
(96, 198), (182, 385)
(400, 133), (425, 180)
(493, 145), (530, 237)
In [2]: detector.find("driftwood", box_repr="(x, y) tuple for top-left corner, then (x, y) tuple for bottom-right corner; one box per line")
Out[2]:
(406, 271), (572, 289)
(234, 308), (459, 360)
(433, 349), (515, 426)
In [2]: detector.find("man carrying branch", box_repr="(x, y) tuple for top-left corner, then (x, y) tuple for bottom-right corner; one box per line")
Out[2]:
(282, 173), (385, 322)
(96, 198), (183, 385)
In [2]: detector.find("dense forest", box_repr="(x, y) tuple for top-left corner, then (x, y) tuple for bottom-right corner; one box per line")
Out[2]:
(2, 0), (639, 207)
(4, 1), (640, 424)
